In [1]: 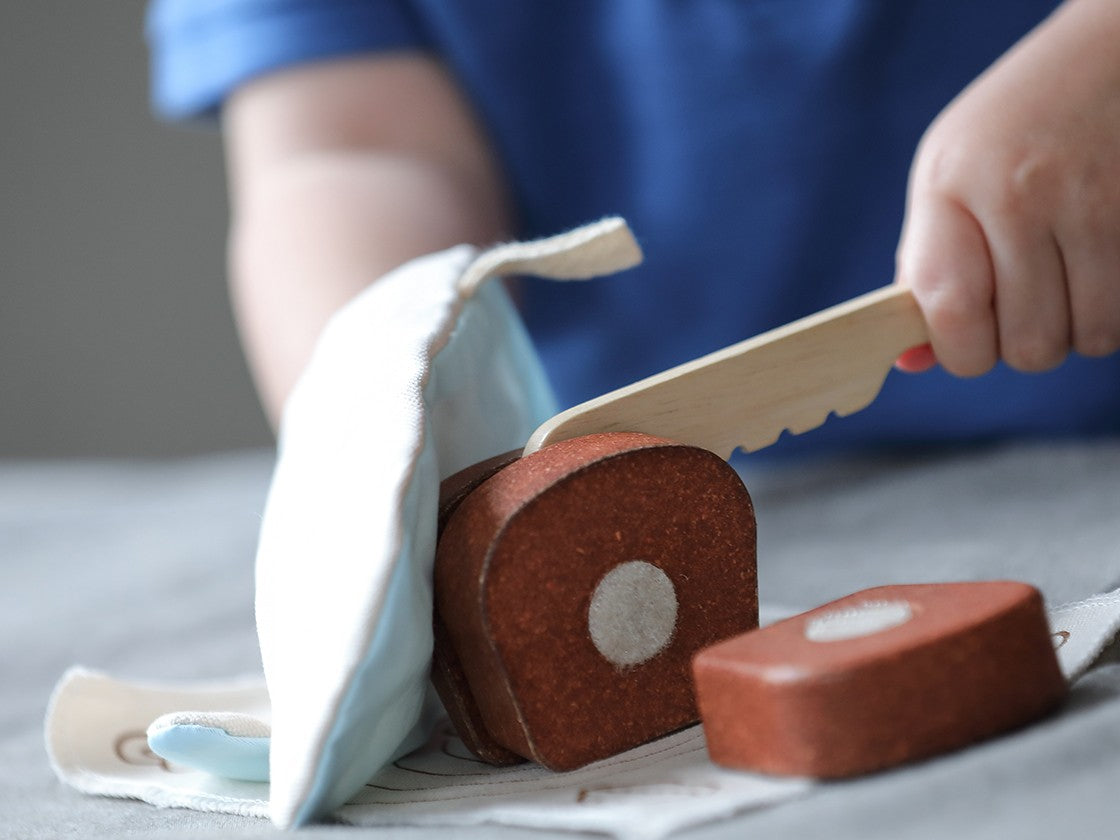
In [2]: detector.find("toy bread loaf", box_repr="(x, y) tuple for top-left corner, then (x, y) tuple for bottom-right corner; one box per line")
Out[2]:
(433, 431), (758, 771)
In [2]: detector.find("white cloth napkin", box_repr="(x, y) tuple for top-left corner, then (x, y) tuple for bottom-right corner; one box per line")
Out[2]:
(254, 218), (644, 826)
(1048, 589), (1120, 680)
(47, 588), (1120, 838)
(45, 666), (809, 839)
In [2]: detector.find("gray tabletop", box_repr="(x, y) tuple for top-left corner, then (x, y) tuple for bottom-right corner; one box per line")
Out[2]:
(4, 441), (1120, 839)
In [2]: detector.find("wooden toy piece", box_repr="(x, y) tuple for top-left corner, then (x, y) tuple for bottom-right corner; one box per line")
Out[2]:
(433, 431), (758, 771)
(692, 581), (1067, 778)
(525, 285), (927, 459)
(432, 448), (525, 766)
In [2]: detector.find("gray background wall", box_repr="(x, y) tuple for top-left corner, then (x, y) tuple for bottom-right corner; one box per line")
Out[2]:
(2, 1), (272, 456)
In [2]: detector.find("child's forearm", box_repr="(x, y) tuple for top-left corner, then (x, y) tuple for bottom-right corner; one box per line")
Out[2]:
(223, 57), (512, 427)
(227, 150), (509, 426)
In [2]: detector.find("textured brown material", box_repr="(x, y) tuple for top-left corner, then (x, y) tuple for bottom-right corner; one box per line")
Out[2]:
(437, 449), (521, 533)
(693, 581), (1068, 778)
(434, 431), (758, 771)
(432, 448), (526, 766)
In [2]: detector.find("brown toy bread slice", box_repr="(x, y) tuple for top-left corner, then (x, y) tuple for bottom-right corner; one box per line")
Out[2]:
(433, 431), (758, 771)
(433, 449), (525, 766)
(693, 581), (1067, 778)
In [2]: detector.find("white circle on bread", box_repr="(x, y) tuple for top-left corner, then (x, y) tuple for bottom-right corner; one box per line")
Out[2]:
(805, 600), (913, 642)
(588, 560), (678, 667)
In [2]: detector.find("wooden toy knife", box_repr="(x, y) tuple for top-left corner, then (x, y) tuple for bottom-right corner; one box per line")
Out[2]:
(524, 285), (928, 459)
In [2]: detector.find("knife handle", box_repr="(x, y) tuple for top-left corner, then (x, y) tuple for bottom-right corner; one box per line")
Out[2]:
(524, 285), (928, 459)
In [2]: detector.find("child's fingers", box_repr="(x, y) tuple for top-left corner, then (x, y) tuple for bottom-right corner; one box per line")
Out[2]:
(895, 194), (999, 378)
(1057, 211), (1120, 359)
(978, 199), (1070, 373)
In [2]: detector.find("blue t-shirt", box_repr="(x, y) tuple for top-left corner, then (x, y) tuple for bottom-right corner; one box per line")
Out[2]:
(148, 0), (1118, 459)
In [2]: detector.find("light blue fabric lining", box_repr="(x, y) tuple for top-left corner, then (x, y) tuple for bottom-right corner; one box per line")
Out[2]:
(294, 281), (555, 823)
(144, 280), (555, 819)
(292, 448), (440, 822)
(147, 275), (555, 819)
(147, 725), (271, 783)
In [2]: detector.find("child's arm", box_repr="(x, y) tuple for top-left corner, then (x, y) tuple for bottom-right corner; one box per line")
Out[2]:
(224, 55), (512, 425)
(896, 0), (1120, 376)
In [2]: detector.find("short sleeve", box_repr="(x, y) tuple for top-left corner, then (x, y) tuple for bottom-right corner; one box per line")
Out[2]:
(145, 0), (430, 120)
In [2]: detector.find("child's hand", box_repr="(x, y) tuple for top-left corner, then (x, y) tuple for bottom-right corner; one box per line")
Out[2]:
(895, 0), (1120, 376)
